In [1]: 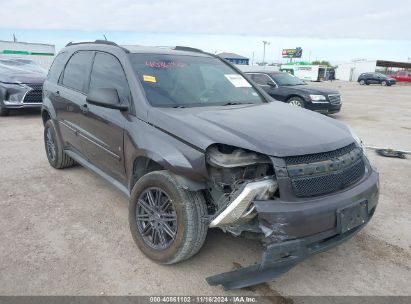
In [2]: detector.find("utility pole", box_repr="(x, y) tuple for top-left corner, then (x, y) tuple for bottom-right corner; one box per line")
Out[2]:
(262, 41), (270, 65)
(251, 51), (255, 65)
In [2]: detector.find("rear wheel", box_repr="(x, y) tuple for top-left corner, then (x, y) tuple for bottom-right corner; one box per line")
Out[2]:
(287, 96), (305, 108)
(359, 79), (365, 85)
(129, 171), (208, 264)
(44, 120), (75, 169)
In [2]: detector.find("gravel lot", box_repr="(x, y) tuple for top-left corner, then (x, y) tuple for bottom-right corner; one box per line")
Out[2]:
(0, 81), (410, 298)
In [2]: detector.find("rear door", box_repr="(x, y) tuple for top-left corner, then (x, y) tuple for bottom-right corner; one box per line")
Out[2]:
(370, 73), (379, 84)
(56, 51), (94, 154)
(80, 52), (130, 184)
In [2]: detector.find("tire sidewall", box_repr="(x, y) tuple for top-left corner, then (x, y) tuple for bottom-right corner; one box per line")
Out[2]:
(129, 172), (189, 264)
(44, 120), (63, 168)
(359, 80), (365, 85)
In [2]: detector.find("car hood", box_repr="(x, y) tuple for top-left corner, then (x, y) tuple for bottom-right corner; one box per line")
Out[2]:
(0, 62), (46, 84)
(148, 101), (354, 157)
(0, 73), (46, 84)
(283, 84), (339, 95)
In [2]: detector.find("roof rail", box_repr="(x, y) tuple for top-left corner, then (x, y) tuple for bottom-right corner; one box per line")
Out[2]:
(174, 46), (204, 53)
(65, 40), (119, 47)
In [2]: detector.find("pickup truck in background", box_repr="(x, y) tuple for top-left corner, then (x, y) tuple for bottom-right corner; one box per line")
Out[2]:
(389, 70), (411, 82)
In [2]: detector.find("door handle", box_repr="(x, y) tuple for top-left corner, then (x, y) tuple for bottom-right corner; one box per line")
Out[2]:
(80, 104), (89, 113)
(55, 90), (60, 96)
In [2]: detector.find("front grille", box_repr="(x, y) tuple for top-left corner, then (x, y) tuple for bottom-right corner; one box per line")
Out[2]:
(291, 158), (365, 197)
(283, 143), (366, 197)
(23, 83), (43, 103)
(284, 143), (356, 165)
(328, 94), (341, 105)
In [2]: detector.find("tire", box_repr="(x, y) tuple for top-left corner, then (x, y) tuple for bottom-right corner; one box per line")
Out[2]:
(359, 80), (365, 85)
(0, 104), (9, 116)
(365, 81), (370, 85)
(287, 96), (305, 108)
(44, 120), (75, 169)
(381, 81), (387, 86)
(129, 170), (208, 264)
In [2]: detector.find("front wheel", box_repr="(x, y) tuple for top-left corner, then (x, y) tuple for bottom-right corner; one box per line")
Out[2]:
(381, 81), (387, 86)
(129, 171), (208, 264)
(287, 97), (305, 108)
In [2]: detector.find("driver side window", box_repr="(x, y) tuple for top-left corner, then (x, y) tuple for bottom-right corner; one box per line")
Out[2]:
(251, 74), (271, 86)
(89, 52), (131, 104)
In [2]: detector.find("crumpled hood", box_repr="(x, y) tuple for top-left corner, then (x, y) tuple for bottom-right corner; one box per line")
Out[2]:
(148, 101), (354, 157)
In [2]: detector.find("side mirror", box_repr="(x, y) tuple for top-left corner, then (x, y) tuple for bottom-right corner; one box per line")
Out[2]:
(86, 88), (128, 111)
(267, 80), (277, 87)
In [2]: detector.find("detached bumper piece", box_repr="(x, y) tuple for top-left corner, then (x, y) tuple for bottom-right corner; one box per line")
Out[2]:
(207, 219), (367, 290)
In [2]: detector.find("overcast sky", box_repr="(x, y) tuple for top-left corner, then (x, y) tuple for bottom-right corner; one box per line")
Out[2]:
(0, 0), (410, 63)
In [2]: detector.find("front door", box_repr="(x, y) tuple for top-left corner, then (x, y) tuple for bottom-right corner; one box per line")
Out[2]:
(80, 52), (131, 184)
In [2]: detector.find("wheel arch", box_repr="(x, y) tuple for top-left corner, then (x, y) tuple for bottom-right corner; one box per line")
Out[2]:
(41, 109), (51, 125)
(286, 94), (306, 102)
(129, 154), (206, 192)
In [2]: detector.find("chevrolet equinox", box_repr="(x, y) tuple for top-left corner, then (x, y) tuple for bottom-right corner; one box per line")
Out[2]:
(41, 40), (379, 290)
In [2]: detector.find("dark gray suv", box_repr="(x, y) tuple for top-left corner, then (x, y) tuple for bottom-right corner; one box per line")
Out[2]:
(41, 40), (379, 290)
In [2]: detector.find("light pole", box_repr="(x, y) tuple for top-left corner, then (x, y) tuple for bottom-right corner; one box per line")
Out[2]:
(262, 41), (270, 65)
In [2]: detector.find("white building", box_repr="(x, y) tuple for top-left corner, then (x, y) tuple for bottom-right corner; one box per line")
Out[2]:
(0, 40), (55, 70)
(335, 60), (377, 81)
(236, 65), (280, 73)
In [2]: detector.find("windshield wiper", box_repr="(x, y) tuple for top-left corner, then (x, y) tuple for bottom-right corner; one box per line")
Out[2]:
(173, 105), (186, 108)
(221, 102), (252, 106)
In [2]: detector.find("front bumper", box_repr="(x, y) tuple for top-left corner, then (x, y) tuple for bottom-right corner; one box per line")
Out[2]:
(2, 101), (42, 109)
(306, 101), (341, 114)
(207, 169), (379, 290)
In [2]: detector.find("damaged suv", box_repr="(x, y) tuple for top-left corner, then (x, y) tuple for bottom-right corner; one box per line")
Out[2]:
(42, 41), (379, 290)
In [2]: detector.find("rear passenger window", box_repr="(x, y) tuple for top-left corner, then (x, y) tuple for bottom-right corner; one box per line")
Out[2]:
(47, 52), (69, 82)
(89, 52), (131, 104)
(62, 51), (94, 93)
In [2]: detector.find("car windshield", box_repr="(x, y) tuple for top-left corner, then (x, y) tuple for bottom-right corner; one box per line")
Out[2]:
(129, 53), (263, 107)
(270, 73), (306, 86)
(376, 73), (386, 77)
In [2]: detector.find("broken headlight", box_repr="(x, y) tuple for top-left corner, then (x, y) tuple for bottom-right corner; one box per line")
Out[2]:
(348, 126), (367, 157)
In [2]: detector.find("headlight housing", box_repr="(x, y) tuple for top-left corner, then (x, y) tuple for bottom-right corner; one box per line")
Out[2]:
(309, 94), (327, 103)
(348, 126), (367, 157)
(1, 82), (28, 103)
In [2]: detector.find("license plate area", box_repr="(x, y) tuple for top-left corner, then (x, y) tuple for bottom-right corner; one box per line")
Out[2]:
(337, 200), (368, 234)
